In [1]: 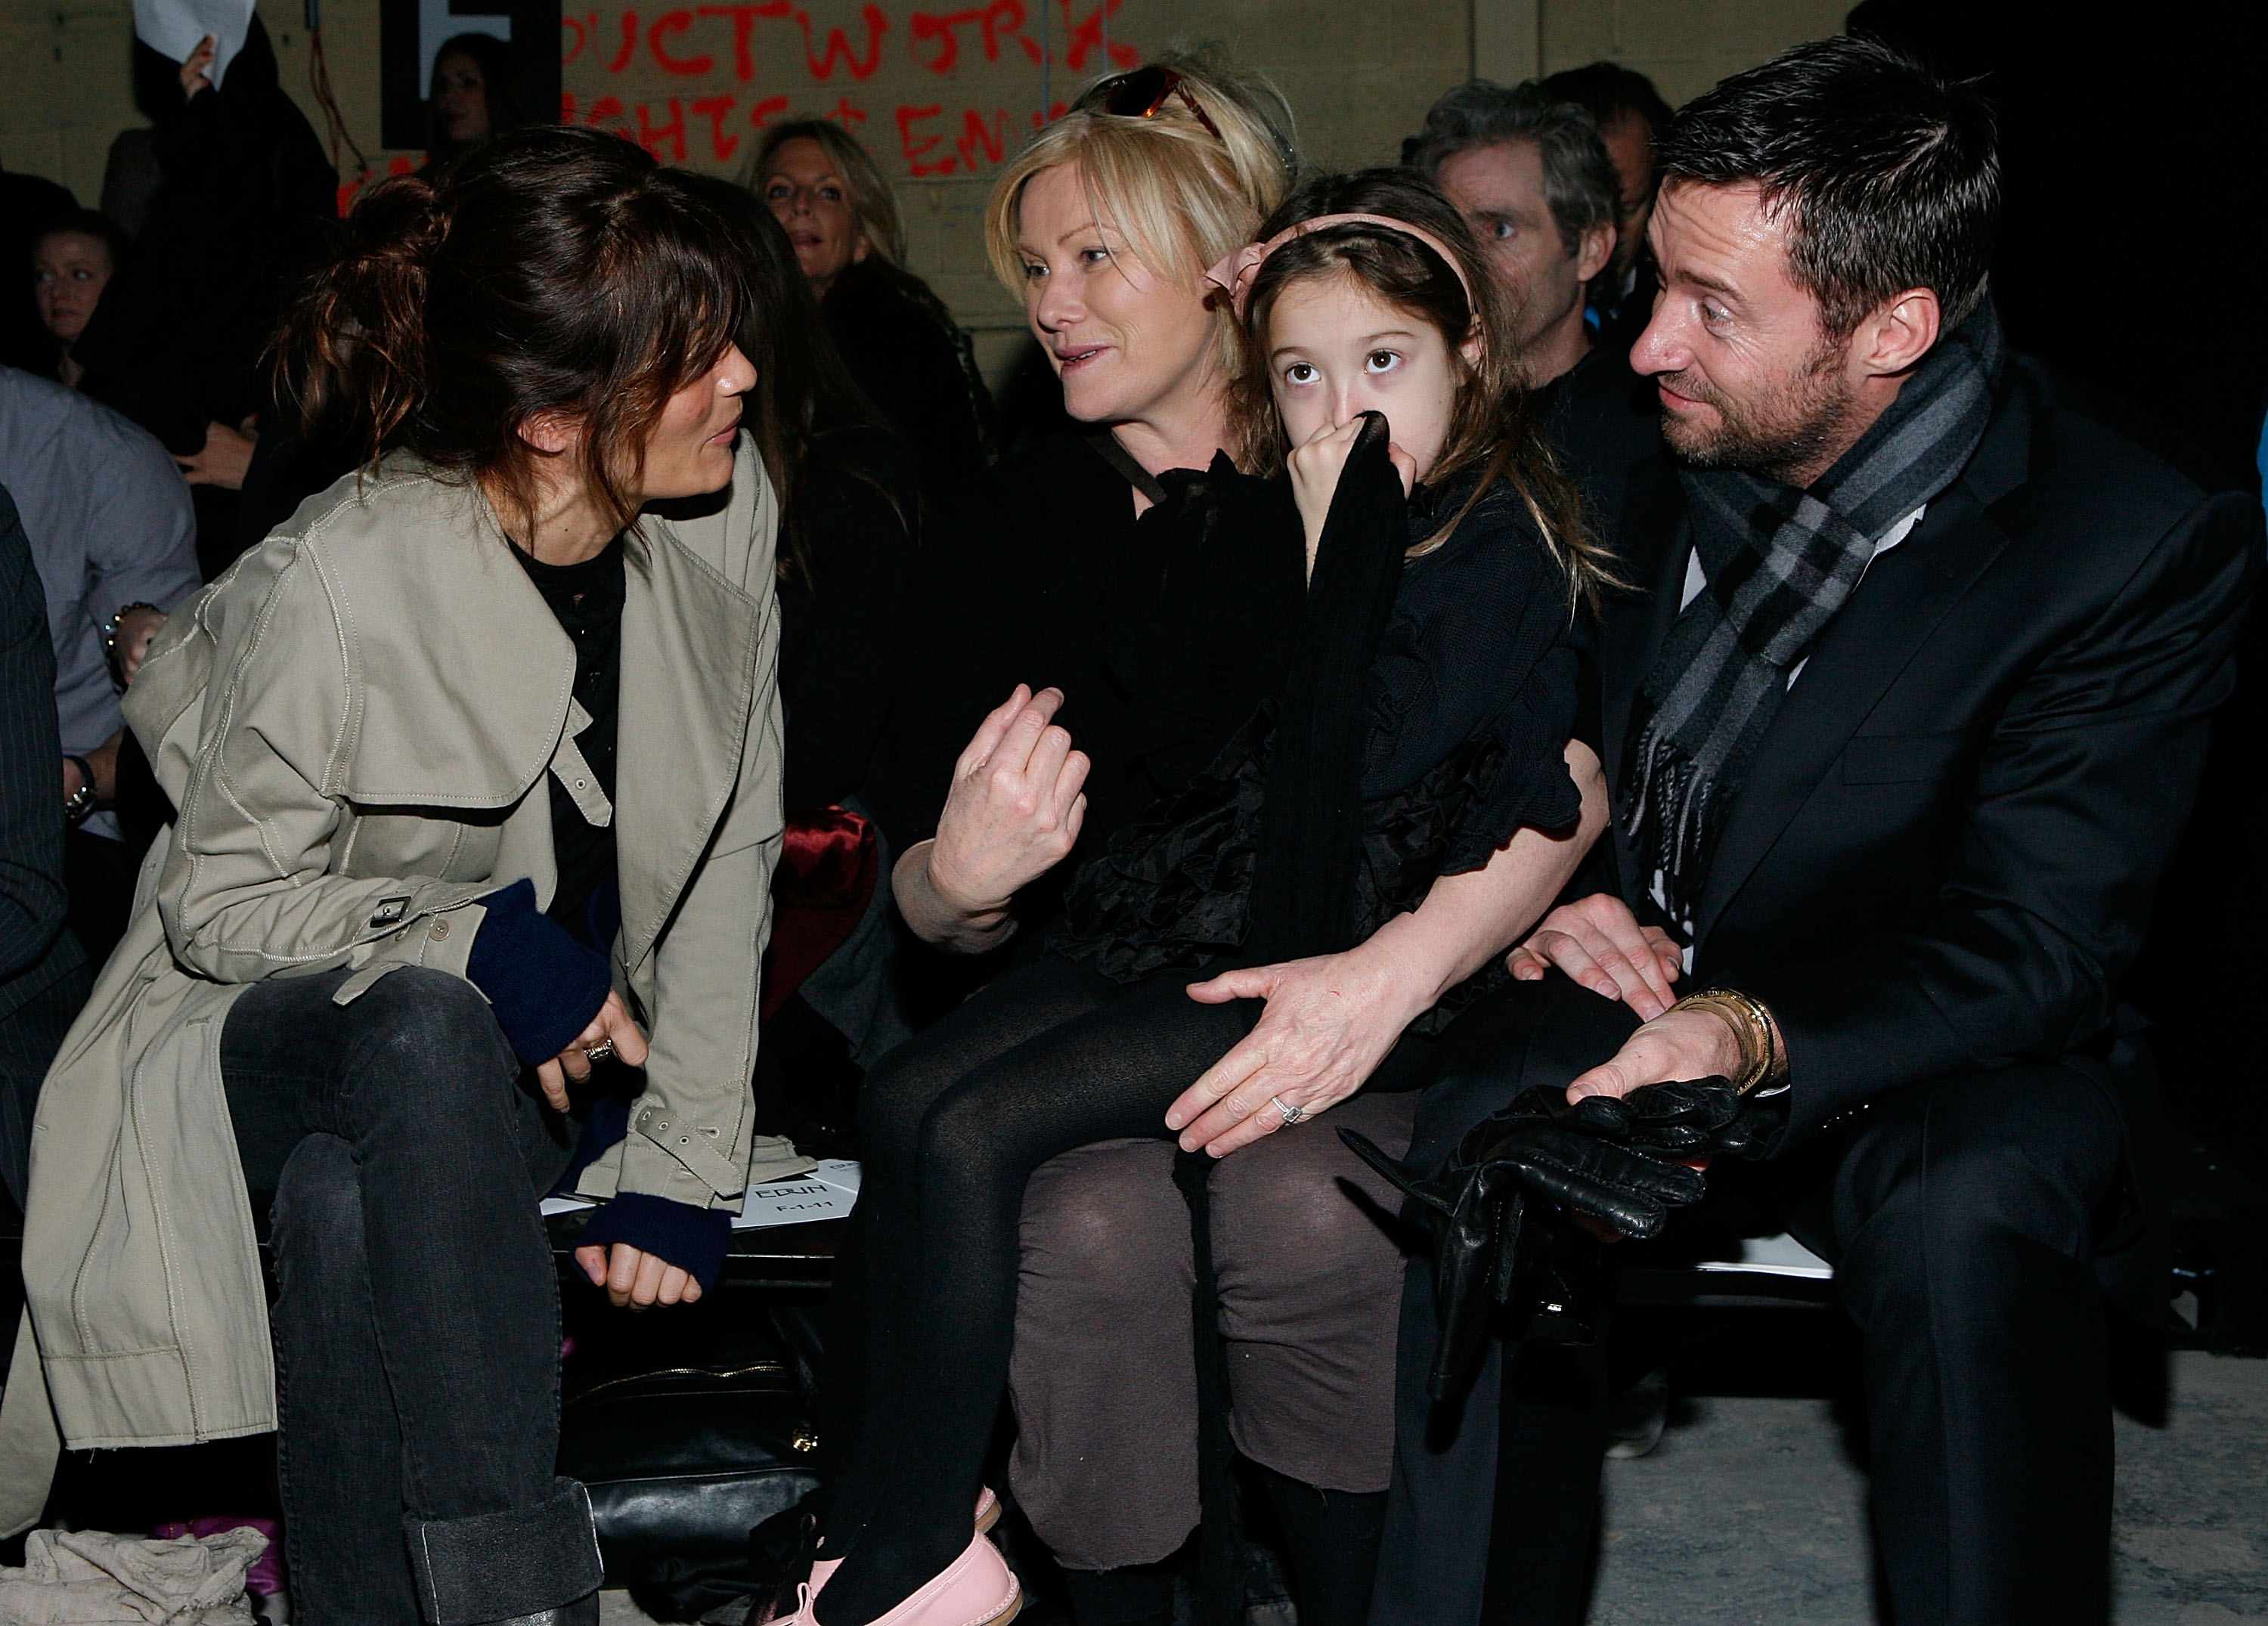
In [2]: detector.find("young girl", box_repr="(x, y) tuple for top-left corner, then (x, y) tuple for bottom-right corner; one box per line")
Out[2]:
(800, 169), (1615, 1626)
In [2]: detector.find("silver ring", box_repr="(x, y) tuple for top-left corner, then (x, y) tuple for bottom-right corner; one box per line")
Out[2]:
(583, 1039), (616, 1067)
(1269, 1095), (1306, 1127)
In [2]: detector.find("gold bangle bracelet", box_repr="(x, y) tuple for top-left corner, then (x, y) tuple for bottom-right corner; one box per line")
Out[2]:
(1669, 986), (1781, 1095)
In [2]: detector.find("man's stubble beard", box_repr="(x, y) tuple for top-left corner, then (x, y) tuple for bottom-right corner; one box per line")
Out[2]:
(1659, 339), (1859, 488)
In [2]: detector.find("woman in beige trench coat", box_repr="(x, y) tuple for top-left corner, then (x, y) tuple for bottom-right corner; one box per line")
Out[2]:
(0, 129), (785, 1626)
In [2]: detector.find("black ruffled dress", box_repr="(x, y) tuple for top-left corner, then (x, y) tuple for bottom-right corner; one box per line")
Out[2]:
(1053, 460), (1584, 1030)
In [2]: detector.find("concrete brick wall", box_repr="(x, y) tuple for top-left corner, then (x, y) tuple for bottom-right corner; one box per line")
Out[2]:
(0, 0), (1845, 386)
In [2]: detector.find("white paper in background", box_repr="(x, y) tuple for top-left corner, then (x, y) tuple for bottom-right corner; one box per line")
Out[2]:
(420, 0), (511, 104)
(132, 0), (255, 89)
(541, 1160), (863, 1232)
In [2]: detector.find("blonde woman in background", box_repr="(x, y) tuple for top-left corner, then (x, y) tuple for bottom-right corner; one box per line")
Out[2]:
(747, 121), (991, 502)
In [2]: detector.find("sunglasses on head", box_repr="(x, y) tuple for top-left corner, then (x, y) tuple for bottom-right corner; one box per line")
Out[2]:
(1078, 66), (1224, 143)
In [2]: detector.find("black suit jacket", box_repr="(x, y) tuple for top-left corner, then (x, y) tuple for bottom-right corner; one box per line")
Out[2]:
(1588, 356), (2262, 1143)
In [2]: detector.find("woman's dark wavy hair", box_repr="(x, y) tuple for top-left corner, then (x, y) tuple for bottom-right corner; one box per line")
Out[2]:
(1228, 169), (1614, 610)
(275, 125), (746, 546)
(670, 170), (906, 588)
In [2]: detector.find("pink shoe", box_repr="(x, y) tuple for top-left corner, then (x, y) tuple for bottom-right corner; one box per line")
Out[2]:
(799, 1491), (997, 1612)
(788, 1531), (1019, 1626)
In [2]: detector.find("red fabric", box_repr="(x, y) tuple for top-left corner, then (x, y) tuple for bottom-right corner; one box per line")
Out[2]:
(761, 805), (879, 1021)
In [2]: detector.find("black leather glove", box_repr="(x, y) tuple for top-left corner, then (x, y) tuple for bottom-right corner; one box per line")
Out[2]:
(1563, 1073), (1788, 1162)
(1341, 1087), (1709, 1399)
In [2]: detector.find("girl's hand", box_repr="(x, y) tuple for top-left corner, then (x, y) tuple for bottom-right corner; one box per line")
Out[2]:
(572, 1242), (703, 1309)
(536, 989), (648, 1111)
(1286, 417), (1417, 580)
(1166, 942), (1430, 1157)
(180, 34), (216, 98)
(926, 684), (1089, 920)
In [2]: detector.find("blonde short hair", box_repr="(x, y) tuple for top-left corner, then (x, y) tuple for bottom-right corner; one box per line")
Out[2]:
(744, 120), (904, 264)
(984, 51), (1299, 390)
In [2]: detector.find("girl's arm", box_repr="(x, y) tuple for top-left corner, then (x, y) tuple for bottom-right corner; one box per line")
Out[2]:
(1167, 739), (1608, 1156)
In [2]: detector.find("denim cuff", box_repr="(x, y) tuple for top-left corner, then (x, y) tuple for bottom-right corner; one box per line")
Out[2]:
(404, 1476), (602, 1624)
(464, 879), (612, 1066)
(575, 1191), (732, 1293)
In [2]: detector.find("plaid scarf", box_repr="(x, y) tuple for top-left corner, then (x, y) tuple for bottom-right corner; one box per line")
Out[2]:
(1624, 302), (2006, 921)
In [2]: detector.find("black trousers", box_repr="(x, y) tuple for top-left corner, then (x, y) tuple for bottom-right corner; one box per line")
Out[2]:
(222, 965), (600, 1626)
(1372, 974), (2130, 1626)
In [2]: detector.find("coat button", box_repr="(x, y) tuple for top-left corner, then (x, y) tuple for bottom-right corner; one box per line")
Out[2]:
(429, 918), (450, 941)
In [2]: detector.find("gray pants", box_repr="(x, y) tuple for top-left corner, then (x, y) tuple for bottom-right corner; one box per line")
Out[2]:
(1007, 1089), (1417, 1571)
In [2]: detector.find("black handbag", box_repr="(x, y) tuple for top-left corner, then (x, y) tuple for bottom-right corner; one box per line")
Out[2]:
(556, 1357), (821, 1621)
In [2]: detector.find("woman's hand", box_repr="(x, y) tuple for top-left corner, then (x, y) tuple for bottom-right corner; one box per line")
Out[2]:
(926, 683), (1089, 919)
(1167, 940), (1430, 1157)
(178, 417), (257, 489)
(179, 34), (216, 98)
(572, 1242), (703, 1309)
(1287, 417), (1418, 581)
(111, 606), (167, 686)
(1506, 892), (1684, 1019)
(536, 988), (647, 1111)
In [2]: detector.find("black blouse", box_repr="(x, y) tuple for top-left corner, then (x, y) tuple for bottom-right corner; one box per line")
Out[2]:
(885, 431), (1303, 927)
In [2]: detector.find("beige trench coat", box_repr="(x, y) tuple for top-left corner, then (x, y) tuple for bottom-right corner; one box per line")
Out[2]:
(0, 443), (785, 1531)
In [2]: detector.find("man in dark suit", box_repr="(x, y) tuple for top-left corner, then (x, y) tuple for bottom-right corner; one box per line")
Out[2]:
(1370, 36), (2263, 1626)
(0, 482), (90, 1214)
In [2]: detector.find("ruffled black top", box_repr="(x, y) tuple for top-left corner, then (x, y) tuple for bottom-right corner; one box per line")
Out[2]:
(1053, 468), (1583, 1014)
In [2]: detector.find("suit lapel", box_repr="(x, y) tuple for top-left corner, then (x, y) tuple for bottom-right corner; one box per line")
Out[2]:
(1689, 386), (2034, 950)
(614, 522), (764, 973)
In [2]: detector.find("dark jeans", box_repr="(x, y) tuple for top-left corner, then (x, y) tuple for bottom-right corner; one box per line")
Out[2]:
(0, 958), (92, 1213)
(1374, 974), (2130, 1626)
(222, 965), (600, 1626)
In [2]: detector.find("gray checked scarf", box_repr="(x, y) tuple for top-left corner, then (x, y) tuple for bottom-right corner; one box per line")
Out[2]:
(1624, 300), (2006, 922)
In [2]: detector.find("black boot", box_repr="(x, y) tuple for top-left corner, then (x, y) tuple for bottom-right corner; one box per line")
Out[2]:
(1256, 1466), (1387, 1626)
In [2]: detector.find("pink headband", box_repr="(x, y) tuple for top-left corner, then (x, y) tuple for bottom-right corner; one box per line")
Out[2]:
(1203, 212), (1477, 318)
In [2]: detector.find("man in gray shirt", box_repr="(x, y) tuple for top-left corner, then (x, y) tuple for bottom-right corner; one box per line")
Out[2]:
(0, 365), (198, 960)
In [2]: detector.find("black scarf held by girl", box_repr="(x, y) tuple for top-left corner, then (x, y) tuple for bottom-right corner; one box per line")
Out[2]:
(1624, 300), (2007, 922)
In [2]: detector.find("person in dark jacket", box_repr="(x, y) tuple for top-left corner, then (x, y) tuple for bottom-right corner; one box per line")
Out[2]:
(0, 161), (75, 374)
(70, 19), (336, 578)
(748, 121), (991, 506)
(1371, 40), (2264, 1626)
(0, 483), (91, 1214)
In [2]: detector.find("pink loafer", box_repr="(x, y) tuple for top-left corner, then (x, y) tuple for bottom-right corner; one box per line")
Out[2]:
(810, 1488), (997, 1602)
(787, 1530), (1019, 1626)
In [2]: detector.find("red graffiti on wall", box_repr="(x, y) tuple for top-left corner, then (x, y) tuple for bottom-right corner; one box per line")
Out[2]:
(565, 2), (1134, 87)
(909, 0), (1040, 73)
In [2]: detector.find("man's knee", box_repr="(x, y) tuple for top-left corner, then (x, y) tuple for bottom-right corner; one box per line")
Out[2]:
(1834, 1066), (2126, 1306)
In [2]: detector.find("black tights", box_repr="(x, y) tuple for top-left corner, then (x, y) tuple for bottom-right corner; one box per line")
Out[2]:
(820, 952), (1253, 1625)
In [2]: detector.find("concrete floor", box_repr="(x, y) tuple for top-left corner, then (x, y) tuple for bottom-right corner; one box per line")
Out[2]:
(1588, 1349), (2268, 1624)
(601, 1349), (2268, 1626)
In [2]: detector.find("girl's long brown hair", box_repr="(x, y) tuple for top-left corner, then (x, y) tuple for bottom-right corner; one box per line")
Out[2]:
(1228, 169), (1619, 610)
(274, 125), (747, 547)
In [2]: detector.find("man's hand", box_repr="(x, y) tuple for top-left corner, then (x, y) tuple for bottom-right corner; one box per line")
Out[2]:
(536, 989), (647, 1111)
(178, 417), (257, 489)
(1564, 1006), (1743, 1104)
(1507, 893), (1685, 1018)
(572, 1242), (702, 1309)
(925, 684), (1089, 920)
(1167, 942), (1427, 1156)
